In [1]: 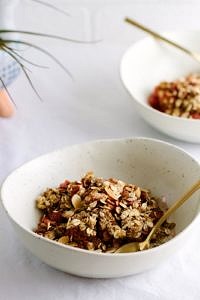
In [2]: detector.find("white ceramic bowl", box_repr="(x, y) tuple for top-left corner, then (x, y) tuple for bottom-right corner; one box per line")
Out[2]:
(120, 31), (200, 143)
(1, 138), (200, 278)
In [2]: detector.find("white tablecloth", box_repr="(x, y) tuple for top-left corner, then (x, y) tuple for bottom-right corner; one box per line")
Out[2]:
(1, 1), (200, 299)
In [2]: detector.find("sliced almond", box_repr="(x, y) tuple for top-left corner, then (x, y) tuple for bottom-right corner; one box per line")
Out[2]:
(71, 194), (82, 209)
(104, 180), (124, 200)
(62, 210), (74, 218)
(89, 201), (97, 208)
(135, 187), (141, 198)
(71, 218), (81, 226)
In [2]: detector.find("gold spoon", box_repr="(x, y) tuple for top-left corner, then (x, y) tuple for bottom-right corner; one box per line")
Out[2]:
(125, 17), (200, 64)
(116, 179), (200, 253)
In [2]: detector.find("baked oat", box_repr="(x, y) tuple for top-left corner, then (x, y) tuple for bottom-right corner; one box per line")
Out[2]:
(149, 73), (200, 119)
(35, 172), (175, 252)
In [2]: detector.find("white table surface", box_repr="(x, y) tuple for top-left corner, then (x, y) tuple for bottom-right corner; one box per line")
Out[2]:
(1, 1), (200, 299)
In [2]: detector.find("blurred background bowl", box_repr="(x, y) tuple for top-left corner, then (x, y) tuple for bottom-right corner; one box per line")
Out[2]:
(120, 31), (200, 143)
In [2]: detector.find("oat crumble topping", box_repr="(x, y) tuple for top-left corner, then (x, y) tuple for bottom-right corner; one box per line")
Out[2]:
(35, 172), (175, 252)
(149, 73), (200, 119)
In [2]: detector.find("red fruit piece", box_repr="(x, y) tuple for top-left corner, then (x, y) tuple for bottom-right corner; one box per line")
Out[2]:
(59, 180), (70, 189)
(48, 211), (62, 223)
(148, 93), (159, 109)
(191, 112), (200, 119)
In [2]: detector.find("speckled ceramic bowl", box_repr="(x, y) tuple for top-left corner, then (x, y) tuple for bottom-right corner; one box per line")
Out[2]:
(1, 138), (200, 278)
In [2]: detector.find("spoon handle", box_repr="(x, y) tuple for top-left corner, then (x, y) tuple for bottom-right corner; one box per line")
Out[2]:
(144, 180), (200, 246)
(125, 17), (194, 58)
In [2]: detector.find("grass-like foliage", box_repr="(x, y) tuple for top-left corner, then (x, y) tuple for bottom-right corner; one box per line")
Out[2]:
(0, 0), (90, 104)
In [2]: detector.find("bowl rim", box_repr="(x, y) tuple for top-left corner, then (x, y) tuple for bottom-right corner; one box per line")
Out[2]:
(1, 137), (200, 257)
(120, 31), (200, 124)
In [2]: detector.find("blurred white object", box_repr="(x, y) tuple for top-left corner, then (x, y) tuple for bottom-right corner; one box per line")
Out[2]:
(0, 0), (20, 88)
(0, 0), (18, 28)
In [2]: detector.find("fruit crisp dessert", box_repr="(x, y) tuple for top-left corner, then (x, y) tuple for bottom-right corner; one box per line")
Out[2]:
(149, 73), (200, 119)
(35, 172), (175, 252)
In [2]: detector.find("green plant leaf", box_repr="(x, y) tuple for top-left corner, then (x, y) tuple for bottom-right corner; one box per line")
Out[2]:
(4, 44), (49, 69)
(0, 76), (17, 107)
(1, 38), (73, 78)
(2, 46), (43, 101)
(0, 30), (95, 44)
